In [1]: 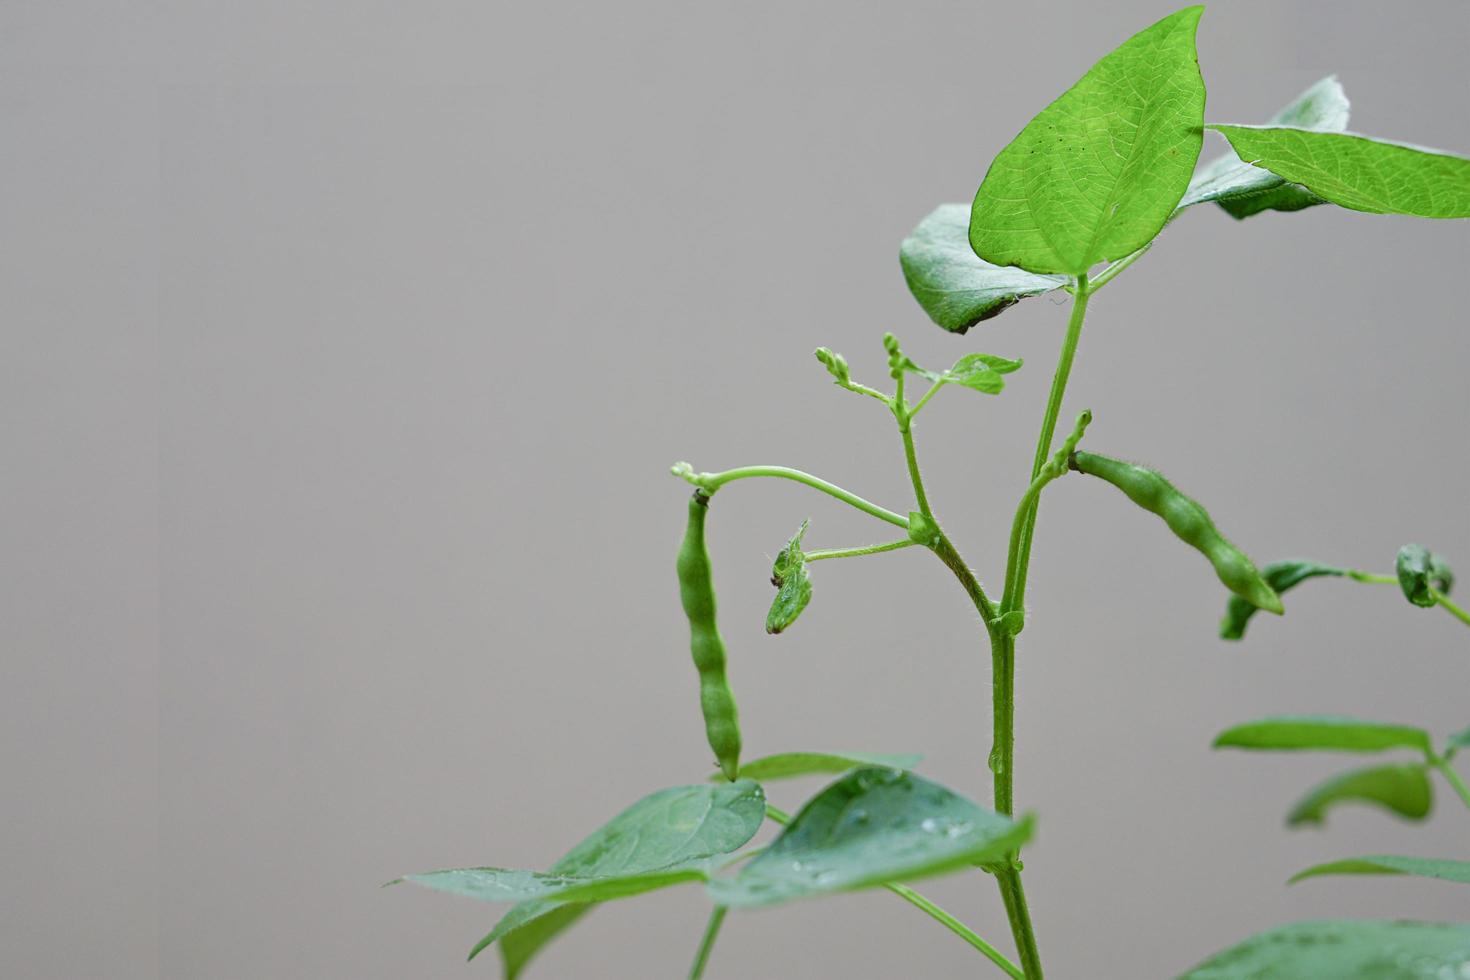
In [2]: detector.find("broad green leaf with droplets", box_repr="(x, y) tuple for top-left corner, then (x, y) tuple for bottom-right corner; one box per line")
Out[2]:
(1396, 543), (1454, 608)
(1285, 764), (1432, 828)
(1179, 920), (1470, 979)
(1289, 855), (1470, 886)
(899, 204), (1067, 332)
(969, 7), (1206, 275)
(1208, 126), (1470, 217)
(707, 768), (1033, 909)
(1220, 560), (1345, 640)
(1180, 76), (1350, 216)
(428, 781), (764, 966)
(725, 751), (923, 783)
(766, 521), (813, 634)
(1214, 716), (1432, 755)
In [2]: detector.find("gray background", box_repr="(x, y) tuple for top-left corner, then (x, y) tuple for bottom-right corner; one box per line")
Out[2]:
(4, 1), (1467, 977)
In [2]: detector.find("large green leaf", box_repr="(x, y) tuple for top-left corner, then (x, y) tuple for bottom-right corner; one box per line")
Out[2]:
(1285, 764), (1432, 828)
(726, 751), (923, 783)
(1208, 126), (1470, 218)
(1220, 559), (1345, 640)
(1213, 716), (1432, 755)
(970, 7), (1206, 275)
(1180, 920), (1470, 979)
(1289, 855), (1470, 886)
(411, 781), (766, 968)
(899, 204), (1066, 332)
(707, 768), (1033, 909)
(1180, 76), (1349, 216)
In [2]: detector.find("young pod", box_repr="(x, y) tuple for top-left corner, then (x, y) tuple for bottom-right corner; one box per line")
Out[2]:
(676, 491), (742, 780)
(1069, 451), (1284, 614)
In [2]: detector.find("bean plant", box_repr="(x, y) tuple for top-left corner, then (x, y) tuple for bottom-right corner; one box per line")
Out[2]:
(396, 8), (1470, 977)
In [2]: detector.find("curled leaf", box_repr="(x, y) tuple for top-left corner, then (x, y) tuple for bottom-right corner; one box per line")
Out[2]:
(1396, 543), (1454, 608)
(1220, 560), (1346, 640)
(766, 521), (813, 634)
(1285, 763), (1432, 828)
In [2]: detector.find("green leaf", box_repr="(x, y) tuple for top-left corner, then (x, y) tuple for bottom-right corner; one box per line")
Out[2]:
(707, 768), (1034, 909)
(766, 521), (813, 635)
(1396, 543), (1454, 608)
(1180, 920), (1470, 979)
(1285, 764), (1432, 828)
(936, 352), (1023, 395)
(969, 7), (1206, 275)
(496, 904), (588, 978)
(1207, 126), (1470, 218)
(1181, 76), (1350, 217)
(1220, 560), (1346, 640)
(1213, 716), (1432, 755)
(899, 204), (1067, 332)
(1289, 855), (1470, 887)
(1448, 726), (1470, 750)
(727, 751), (923, 782)
(438, 781), (764, 965)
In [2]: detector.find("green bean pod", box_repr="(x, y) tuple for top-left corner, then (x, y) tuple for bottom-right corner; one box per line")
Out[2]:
(676, 490), (742, 781)
(1069, 451), (1284, 614)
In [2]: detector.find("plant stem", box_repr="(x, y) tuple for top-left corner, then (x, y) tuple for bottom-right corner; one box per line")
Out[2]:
(1087, 244), (1150, 293)
(1434, 757), (1470, 813)
(688, 906), (728, 980)
(1345, 570), (1396, 585)
(805, 538), (917, 562)
(763, 805), (1022, 979)
(899, 411), (934, 519)
(1006, 275), (1092, 614)
(682, 465), (909, 529)
(908, 379), (944, 419)
(985, 274), (1094, 980)
(1430, 588), (1470, 628)
(886, 882), (1025, 980)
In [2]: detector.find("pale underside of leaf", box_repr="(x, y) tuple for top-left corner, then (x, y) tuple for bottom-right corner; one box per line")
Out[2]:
(1180, 919), (1470, 979)
(1209, 125), (1470, 217)
(1179, 75), (1349, 214)
(899, 204), (1067, 332)
(969, 6), (1206, 275)
(432, 781), (764, 966)
(1289, 855), (1470, 886)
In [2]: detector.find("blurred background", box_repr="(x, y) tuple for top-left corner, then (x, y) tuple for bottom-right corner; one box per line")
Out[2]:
(3, 1), (1467, 977)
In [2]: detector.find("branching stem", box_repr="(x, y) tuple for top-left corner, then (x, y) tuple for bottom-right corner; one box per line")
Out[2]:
(675, 465), (909, 529)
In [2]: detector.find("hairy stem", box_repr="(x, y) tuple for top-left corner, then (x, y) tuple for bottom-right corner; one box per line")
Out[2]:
(764, 805), (1022, 978)
(678, 465), (909, 529)
(805, 538), (917, 562)
(1006, 274), (1091, 613)
(688, 905), (728, 980)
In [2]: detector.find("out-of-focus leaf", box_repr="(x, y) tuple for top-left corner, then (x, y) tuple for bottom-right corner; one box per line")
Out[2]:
(1220, 560), (1345, 640)
(1213, 716), (1432, 755)
(1285, 763), (1432, 827)
(1180, 920), (1470, 979)
(726, 751), (923, 782)
(1396, 543), (1454, 608)
(1289, 855), (1470, 886)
